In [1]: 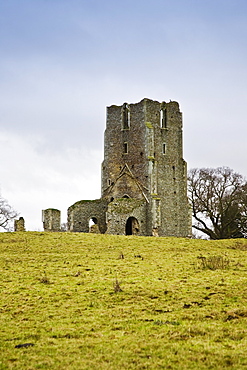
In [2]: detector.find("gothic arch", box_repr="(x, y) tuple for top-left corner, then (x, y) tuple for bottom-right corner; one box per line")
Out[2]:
(89, 217), (100, 233)
(125, 217), (140, 235)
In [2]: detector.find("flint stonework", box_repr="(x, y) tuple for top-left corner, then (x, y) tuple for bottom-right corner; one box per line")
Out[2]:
(68, 98), (191, 237)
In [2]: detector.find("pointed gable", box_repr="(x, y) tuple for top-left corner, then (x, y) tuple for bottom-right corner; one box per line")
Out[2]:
(105, 164), (149, 202)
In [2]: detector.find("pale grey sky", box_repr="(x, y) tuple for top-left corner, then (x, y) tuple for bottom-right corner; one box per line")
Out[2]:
(0, 0), (247, 230)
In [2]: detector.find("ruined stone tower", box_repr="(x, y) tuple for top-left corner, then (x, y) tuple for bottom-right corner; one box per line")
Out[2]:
(68, 98), (191, 237)
(42, 208), (61, 232)
(14, 217), (25, 232)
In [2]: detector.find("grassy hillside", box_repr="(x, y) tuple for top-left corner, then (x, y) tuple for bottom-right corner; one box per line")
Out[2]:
(1, 232), (247, 369)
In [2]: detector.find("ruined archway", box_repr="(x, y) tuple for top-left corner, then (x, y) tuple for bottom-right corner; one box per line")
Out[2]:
(89, 217), (100, 233)
(125, 217), (140, 235)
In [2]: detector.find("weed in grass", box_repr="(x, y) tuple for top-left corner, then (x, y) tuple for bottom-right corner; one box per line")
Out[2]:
(113, 278), (123, 293)
(197, 255), (230, 270)
(118, 252), (124, 259)
(230, 241), (247, 250)
(39, 271), (51, 284)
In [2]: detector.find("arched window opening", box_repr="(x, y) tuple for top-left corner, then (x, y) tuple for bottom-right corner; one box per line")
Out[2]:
(125, 217), (140, 235)
(122, 103), (130, 129)
(122, 194), (130, 199)
(160, 108), (167, 128)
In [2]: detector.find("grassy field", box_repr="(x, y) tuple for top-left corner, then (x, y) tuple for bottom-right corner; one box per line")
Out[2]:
(1, 232), (247, 369)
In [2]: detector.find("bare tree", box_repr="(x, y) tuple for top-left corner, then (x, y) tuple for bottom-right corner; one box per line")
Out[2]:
(0, 195), (18, 231)
(188, 167), (247, 239)
(236, 182), (247, 237)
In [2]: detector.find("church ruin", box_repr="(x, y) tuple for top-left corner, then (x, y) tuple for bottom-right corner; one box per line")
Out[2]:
(67, 98), (191, 237)
(42, 208), (61, 232)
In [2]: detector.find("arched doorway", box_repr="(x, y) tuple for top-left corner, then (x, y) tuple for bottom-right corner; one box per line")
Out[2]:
(125, 217), (140, 235)
(89, 217), (100, 233)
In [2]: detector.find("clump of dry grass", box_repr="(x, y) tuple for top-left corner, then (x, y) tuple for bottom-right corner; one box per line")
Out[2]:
(39, 271), (51, 284)
(229, 241), (247, 251)
(118, 252), (124, 259)
(197, 255), (230, 270)
(113, 278), (122, 293)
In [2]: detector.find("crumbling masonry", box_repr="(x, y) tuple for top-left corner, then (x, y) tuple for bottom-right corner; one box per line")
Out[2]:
(42, 208), (61, 232)
(67, 98), (191, 237)
(14, 217), (25, 232)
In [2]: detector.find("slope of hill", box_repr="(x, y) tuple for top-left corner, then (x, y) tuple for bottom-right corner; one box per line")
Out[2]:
(1, 232), (247, 369)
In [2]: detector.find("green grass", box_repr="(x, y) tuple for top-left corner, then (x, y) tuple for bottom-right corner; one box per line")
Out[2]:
(1, 232), (247, 369)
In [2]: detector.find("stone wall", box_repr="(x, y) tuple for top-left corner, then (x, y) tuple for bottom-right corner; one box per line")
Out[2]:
(106, 198), (147, 235)
(67, 199), (108, 233)
(42, 208), (61, 232)
(14, 217), (25, 232)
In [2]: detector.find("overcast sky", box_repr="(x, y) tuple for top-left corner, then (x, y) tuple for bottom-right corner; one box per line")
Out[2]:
(0, 0), (247, 230)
